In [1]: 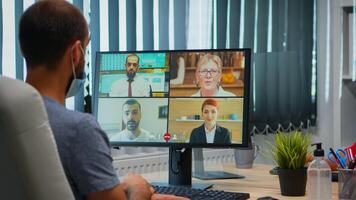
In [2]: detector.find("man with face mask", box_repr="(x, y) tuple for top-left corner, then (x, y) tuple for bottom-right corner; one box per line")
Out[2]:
(109, 54), (152, 97)
(20, 1), (186, 200)
(111, 99), (155, 142)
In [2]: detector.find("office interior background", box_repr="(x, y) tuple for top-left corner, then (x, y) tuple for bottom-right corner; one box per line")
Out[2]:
(0, 0), (355, 172)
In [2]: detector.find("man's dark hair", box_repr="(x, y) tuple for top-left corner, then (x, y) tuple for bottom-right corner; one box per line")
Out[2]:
(122, 99), (141, 111)
(125, 54), (140, 64)
(19, 0), (88, 69)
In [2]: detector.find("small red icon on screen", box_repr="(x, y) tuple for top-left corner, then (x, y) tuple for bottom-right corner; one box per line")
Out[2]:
(163, 132), (171, 142)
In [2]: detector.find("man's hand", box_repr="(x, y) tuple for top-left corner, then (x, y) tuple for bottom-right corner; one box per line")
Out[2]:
(121, 173), (154, 200)
(120, 173), (190, 200)
(151, 194), (190, 200)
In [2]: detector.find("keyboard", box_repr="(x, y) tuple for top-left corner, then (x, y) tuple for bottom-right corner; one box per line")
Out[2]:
(153, 185), (250, 200)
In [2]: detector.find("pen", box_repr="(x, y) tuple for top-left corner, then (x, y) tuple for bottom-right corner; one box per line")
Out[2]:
(348, 160), (355, 169)
(330, 148), (346, 169)
(346, 148), (354, 162)
(349, 156), (356, 169)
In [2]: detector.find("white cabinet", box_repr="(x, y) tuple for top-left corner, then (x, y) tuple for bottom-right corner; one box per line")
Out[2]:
(317, 0), (356, 148)
(342, 13), (356, 80)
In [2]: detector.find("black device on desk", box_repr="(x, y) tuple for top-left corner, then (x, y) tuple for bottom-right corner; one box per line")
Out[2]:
(93, 49), (252, 196)
(153, 185), (250, 200)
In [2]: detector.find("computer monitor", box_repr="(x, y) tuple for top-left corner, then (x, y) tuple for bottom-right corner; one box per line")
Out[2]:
(93, 49), (251, 188)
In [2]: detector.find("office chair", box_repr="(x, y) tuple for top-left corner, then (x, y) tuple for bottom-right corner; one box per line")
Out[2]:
(0, 76), (74, 200)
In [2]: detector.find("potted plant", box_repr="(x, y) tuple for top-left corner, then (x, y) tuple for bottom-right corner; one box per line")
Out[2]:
(270, 131), (311, 196)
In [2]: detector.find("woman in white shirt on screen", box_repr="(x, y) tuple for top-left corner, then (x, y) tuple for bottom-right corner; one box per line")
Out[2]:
(189, 99), (231, 144)
(192, 54), (235, 97)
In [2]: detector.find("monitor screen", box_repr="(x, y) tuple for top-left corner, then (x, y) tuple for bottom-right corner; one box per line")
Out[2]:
(94, 49), (250, 148)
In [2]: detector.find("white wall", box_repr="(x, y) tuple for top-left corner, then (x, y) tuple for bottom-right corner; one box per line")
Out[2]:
(314, 0), (337, 149)
(253, 0), (356, 165)
(341, 11), (356, 146)
(341, 81), (356, 146)
(315, 0), (356, 149)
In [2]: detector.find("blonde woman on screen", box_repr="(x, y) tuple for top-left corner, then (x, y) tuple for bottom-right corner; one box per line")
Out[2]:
(192, 54), (235, 97)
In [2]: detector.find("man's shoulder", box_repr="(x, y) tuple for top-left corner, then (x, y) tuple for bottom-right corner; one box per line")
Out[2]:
(139, 128), (156, 141)
(44, 97), (93, 121)
(135, 76), (150, 84)
(43, 96), (100, 137)
(110, 130), (126, 141)
(43, 96), (76, 118)
(140, 128), (151, 134)
(112, 78), (127, 86)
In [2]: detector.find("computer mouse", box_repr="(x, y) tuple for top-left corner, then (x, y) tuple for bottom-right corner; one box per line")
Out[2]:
(257, 196), (279, 200)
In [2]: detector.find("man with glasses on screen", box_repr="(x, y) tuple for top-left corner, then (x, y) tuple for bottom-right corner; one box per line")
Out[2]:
(109, 54), (152, 97)
(20, 1), (186, 200)
(111, 99), (155, 142)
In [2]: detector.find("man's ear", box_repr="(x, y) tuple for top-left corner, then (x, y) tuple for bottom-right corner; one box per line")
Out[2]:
(70, 40), (82, 66)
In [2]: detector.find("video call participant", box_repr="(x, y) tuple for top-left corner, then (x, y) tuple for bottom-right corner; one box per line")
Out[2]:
(110, 54), (152, 97)
(21, 1), (185, 200)
(189, 99), (231, 144)
(111, 99), (156, 142)
(192, 54), (235, 97)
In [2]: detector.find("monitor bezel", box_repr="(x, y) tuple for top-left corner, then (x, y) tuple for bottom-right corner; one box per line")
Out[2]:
(93, 48), (251, 148)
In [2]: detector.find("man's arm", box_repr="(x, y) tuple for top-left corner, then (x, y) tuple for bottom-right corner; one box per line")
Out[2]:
(109, 81), (117, 97)
(86, 184), (127, 200)
(140, 78), (151, 97)
(109, 79), (125, 97)
(86, 173), (154, 200)
(148, 85), (153, 97)
(86, 174), (189, 200)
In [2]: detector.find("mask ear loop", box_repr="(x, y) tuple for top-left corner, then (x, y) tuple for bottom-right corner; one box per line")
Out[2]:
(70, 53), (77, 79)
(78, 44), (86, 80)
(71, 43), (85, 80)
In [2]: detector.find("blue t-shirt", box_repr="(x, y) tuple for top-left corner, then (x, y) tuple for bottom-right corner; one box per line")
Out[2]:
(43, 96), (119, 200)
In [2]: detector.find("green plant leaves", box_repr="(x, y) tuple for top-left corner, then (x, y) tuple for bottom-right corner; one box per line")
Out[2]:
(271, 131), (311, 170)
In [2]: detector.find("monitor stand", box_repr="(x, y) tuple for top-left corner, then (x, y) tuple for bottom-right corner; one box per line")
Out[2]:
(151, 147), (213, 190)
(192, 148), (245, 180)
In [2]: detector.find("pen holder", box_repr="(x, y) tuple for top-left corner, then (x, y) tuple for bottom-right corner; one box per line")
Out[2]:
(338, 169), (356, 200)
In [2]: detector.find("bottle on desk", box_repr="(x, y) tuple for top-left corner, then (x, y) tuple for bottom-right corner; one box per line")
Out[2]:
(307, 143), (332, 200)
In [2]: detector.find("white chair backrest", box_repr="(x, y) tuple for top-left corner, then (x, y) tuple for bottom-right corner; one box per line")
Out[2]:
(0, 76), (74, 200)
